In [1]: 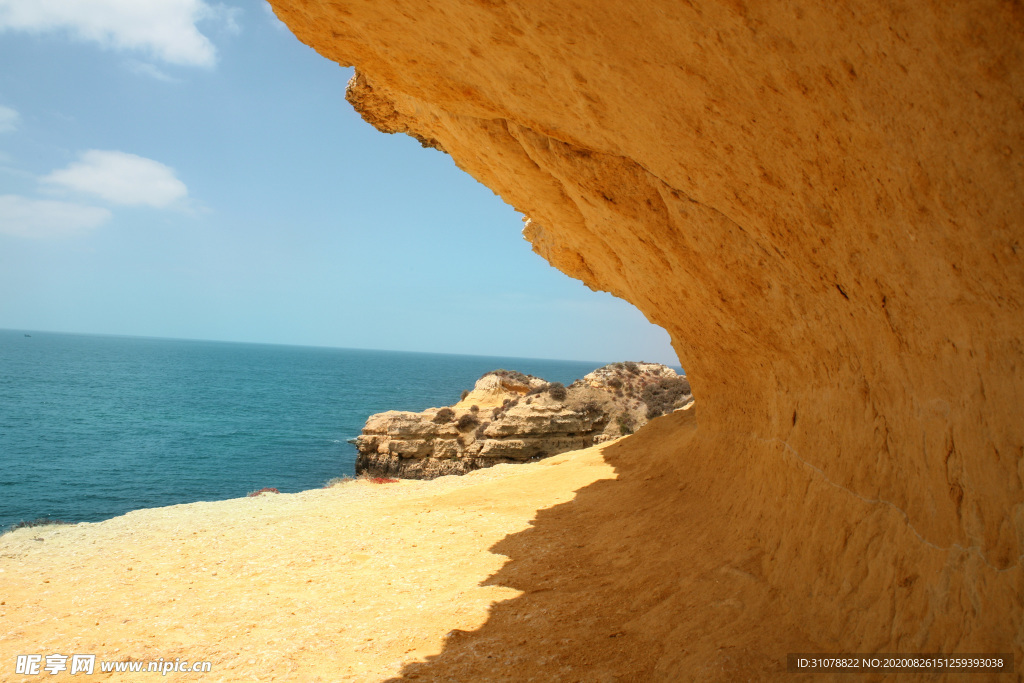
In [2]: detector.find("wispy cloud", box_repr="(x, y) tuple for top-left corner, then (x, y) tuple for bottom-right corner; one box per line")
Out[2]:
(0, 0), (234, 67)
(0, 194), (111, 238)
(125, 59), (179, 83)
(0, 104), (18, 133)
(210, 3), (242, 36)
(43, 150), (188, 208)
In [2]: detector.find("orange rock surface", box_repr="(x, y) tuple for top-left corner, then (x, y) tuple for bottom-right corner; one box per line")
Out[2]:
(266, 0), (1022, 677)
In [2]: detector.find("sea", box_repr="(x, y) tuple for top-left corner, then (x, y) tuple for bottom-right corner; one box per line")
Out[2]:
(0, 329), (627, 532)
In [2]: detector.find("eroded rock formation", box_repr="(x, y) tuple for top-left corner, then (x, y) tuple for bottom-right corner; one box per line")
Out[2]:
(269, 0), (1022, 676)
(356, 364), (690, 478)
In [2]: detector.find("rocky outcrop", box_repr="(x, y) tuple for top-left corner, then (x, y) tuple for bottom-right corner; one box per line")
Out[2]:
(269, 0), (1021, 674)
(356, 364), (689, 479)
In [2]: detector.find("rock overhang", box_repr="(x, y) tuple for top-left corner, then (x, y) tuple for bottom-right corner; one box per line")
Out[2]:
(270, 0), (1022, 668)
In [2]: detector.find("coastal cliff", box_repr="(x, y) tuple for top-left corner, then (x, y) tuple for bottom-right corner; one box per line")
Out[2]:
(355, 363), (690, 478)
(269, 1), (1022, 677)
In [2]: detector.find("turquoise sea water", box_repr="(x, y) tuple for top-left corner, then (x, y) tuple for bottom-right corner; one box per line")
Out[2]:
(0, 329), (626, 531)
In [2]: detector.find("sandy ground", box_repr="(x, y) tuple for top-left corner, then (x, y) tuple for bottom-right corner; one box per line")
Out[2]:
(0, 445), (616, 682)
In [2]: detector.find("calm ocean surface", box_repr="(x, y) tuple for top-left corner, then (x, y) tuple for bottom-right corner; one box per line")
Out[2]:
(0, 329), (626, 531)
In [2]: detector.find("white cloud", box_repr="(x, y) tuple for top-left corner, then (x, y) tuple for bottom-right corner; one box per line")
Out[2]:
(0, 105), (18, 133)
(43, 150), (188, 208)
(0, 0), (230, 67)
(0, 194), (111, 238)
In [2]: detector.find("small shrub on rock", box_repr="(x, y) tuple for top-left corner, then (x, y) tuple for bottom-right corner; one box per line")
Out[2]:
(493, 398), (519, 419)
(470, 405), (479, 413)
(488, 369), (533, 384)
(624, 361), (639, 375)
(456, 413), (480, 431)
(617, 414), (635, 435)
(607, 377), (623, 389)
(547, 382), (567, 401)
(460, 389), (470, 401)
(641, 377), (692, 419)
(432, 407), (456, 423)
(475, 421), (491, 439)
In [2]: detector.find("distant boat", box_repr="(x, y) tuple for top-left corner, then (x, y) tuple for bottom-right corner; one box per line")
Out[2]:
(24, 334), (31, 337)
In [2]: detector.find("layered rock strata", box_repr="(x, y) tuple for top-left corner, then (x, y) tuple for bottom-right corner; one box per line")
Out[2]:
(270, 0), (1022, 674)
(356, 363), (689, 479)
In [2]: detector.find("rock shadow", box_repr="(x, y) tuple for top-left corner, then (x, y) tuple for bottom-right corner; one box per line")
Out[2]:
(388, 408), (833, 682)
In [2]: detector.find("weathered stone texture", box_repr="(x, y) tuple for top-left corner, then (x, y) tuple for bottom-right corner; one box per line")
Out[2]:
(356, 364), (687, 479)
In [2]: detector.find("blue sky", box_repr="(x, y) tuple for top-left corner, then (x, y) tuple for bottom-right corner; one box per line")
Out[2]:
(0, 0), (678, 365)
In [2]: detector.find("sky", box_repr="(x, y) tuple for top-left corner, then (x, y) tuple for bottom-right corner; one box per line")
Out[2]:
(0, 0), (679, 365)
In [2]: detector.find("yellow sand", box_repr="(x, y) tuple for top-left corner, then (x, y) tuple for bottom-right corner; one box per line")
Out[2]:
(0, 446), (615, 682)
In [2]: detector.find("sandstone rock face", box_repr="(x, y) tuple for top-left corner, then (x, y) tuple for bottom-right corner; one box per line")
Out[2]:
(270, 0), (1021, 673)
(356, 364), (689, 479)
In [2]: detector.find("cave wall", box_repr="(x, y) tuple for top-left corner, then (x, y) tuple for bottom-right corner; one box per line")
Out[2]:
(270, 0), (1022, 660)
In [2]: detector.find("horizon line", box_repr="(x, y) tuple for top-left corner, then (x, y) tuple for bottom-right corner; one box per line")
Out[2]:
(1, 327), (683, 371)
